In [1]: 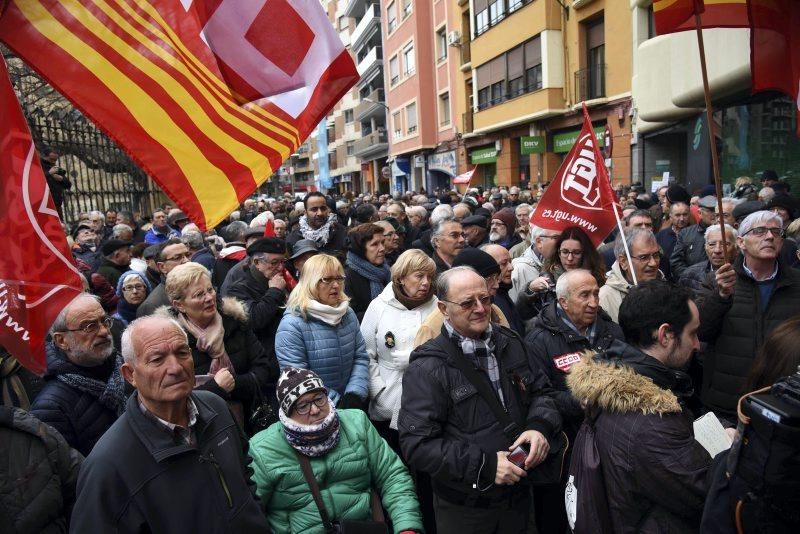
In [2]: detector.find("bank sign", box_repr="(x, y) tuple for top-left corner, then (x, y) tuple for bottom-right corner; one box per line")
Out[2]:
(553, 127), (605, 153)
(520, 135), (545, 155)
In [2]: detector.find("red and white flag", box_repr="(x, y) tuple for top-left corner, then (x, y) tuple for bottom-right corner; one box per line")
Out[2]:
(0, 57), (84, 374)
(530, 104), (621, 247)
(453, 167), (476, 185)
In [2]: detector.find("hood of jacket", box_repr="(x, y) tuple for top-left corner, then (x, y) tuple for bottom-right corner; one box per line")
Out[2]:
(605, 261), (632, 293)
(517, 245), (544, 270)
(154, 296), (249, 325)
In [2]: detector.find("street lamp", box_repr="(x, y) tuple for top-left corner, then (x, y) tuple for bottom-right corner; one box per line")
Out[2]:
(362, 96), (390, 112)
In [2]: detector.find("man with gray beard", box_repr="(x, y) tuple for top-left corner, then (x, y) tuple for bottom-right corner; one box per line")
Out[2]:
(31, 294), (128, 456)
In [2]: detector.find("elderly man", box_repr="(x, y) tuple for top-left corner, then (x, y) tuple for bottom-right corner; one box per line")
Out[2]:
(482, 244), (523, 334)
(181, 231), (215, 272)
(96, 239), (132, 288)
(511, 225), (561, 306)
(116, 210), (146, 243)
(699, 210), (800, 421)
(461, 215), (489, 248)
(509, 203), (533, 258)
(136, 238), (191, 317)
(599, 228), (662, 322)
(489, 208), (521, 250)
(212, 221), (248, 288)
(70, 316), (269, 532)
(31, 295), (125, 456)
(87, 211), (111, 243)
(400, 266), (562, 534)
(111, 223), (134, 242)
(656, 202), (691, 281)
(144, 209), (178, 245)
(679, 224), (738, 296)
(452, 202), (472, 222)
(430, 217), (466, 276)
(71, 223), (101, 270)
(671, 195), (718, 279)
(600, 209), (654, 269)
(273, 217), (287, 239)
(286, 192), (348, 263)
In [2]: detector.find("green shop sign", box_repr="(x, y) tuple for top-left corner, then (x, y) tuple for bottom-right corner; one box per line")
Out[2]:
(553, 127), (605, 153)
(470, 146), (498, 164)
(520, 136), (545, 155)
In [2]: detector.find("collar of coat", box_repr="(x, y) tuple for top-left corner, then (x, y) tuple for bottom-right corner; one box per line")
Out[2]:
(154, 296), (249, 325)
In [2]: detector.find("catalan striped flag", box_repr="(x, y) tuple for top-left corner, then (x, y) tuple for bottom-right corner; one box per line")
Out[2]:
(653, 0), (748, 35)
(0, 0), (358, 230)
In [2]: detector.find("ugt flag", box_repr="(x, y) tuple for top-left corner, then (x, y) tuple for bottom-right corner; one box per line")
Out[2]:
(0, 0), (359, 230)
(530, 104), (621, 248)
(653, 0), (748, 35)
(0, 56), (84, 375)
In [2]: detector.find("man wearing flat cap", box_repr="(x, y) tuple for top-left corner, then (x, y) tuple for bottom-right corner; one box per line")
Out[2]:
(96, 239), (133, 288)
(223, 237), (287, 364)
(670, 195), (718, 279)
(462, 215), (489, 248)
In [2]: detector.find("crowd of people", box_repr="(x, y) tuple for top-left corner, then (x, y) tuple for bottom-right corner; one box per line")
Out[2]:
(2, 171), (799, 533)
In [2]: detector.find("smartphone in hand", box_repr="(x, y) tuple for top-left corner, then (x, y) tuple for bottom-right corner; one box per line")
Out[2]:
(507, 444), (529, 469)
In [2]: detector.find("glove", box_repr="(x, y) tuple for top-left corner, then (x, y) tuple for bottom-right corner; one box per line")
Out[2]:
(337, 392), (365, 410)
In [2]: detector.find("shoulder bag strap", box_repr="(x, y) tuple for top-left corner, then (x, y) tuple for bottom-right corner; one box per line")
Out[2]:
(370, 489), (386, 523)
(432, 336), (521, 440)
(293, 450), (337, 533)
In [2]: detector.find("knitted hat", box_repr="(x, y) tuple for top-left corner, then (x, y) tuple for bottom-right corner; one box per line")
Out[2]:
(452, 248), (500, 278)
(276, 367), (327, 415)
(491, 208), (517, 236)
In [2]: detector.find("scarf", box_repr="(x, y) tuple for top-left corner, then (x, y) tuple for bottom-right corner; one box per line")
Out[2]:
(346, 251), (391, 300)
(306, 299), (349, 326)
(299, 213), (337, 247)
(444, 320), (504, 407)
(392, 282), (433, 310)
(175, 310), (234, 376)
(56, 354), (127, 416)
(114, 298), (139, 325)
(279, 398), (340, 457)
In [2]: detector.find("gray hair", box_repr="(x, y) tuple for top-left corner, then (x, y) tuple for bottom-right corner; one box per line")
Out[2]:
(121, 316), (188, 365)
(720, 197), (743, 207)
(738, 210), (783, 237)
(555, 268), (593, 300)
(614, 227), (657, 258)
(435, 266), (482, 301)
(430, 216), (457, 248)
(50, 293), (102, 335)
(229, 210), (241, 221)
(181, 230), (205, 250)
(430, 204), (454, 226)
(111, 223), (132, 239)
(406, 205), (427, 221)
(515, 203), (532, 216)
(88, 210), (105, 223)
(412, 194), (428, 205)
(704, 224), (738, 242)
(758, 187), (775, 204)
(224, 220), (248, 243)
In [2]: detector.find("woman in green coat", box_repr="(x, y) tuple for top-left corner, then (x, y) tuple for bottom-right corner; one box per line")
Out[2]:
(250, 367), (423, 534)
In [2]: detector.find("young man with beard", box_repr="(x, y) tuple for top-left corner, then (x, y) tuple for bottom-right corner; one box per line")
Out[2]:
(286, 192), (348, 263)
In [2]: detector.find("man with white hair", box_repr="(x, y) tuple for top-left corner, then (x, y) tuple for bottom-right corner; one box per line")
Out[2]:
(510, 225), (560, 304)
(678, 224), (738, 296)
(509, 203), (533, 258)
(430, 217), (466, 276)
(699, 210), (800, 421)
(410, 204), (452, 255)
(70, 316), (269, 533)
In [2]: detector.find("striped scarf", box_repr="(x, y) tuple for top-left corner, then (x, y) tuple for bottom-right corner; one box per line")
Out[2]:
(444, 321), (504, 407)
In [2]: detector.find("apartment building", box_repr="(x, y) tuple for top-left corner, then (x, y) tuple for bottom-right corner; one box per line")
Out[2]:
(449, 0), (633, 189)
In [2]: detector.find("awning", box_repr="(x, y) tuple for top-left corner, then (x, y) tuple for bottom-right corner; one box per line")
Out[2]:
(392, 157), (410, 177)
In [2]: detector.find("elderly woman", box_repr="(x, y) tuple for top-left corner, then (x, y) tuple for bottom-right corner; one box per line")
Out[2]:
(162, 262), (276, 432)
(345, 223), (391, 321)
(249, 367), (422, 534)
(360, 249), (437, 447)
(112, 270), (151, 326)
(376, 218), (402, 266)
(276, 254), (369, 409)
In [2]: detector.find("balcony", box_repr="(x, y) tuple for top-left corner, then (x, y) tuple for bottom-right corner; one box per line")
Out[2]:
(574, 64), (606, 103)
(294, 143), (310, 159)
(462, 110), (473, 134)
(357, 46), (383, 77)
(356, 88), (386, 121)
(351, 4), (379, 51)
(460, 39), (471, 70)
(293, 160), (312, 173)
(353, 130), (389, 158)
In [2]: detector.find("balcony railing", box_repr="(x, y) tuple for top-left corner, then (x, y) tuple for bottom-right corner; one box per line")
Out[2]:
(351, 4), (379, 50)
(357, 46), (383, 76)
(460, 40), (471, 66)
(574, 64), (606, 103)
(353, 130), (389, 157)
(355, 88), (386, 121)
(462, 110), (473, 134)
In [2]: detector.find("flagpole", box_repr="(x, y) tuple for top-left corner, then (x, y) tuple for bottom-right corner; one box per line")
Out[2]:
(611, 185), (638, 286)
(693, 11), (729, 258)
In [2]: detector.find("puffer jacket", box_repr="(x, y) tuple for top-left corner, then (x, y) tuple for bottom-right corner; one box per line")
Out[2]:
(0, 406), (83, 534)
(275, 307), (369, 405)
(510, 245), (543, 303)
(399, 325), (562, 505)
(698, 255), (800, 417)
(360, 283), (438, 428)
(249, 409), (423, 534)
(678, 260), (713, 297)
(598, 261), (631, 323)
(567, 347), (711, 533)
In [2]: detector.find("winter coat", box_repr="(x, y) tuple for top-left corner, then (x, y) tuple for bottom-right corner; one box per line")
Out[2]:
(360, 283), (438, 428)
(249, 409), (423, 534)
(143, 225), (177, 245)
(670, 223), (708, 280)
(510, 245), (543, 303)
(222, 263), (287, 361)
(275, 307), (370, 404)
(70, 391), (269, 533)
(0, 406), (83, 534)
(399, 325), (562, 505)
(71, 244), (101, 271)
(191, 247), (216, 272)
(96, 258), (129, 289)
(30, 344), (122, 457)
(698, 255), (800, 416)
(567, 348), (711, 534)
(344, 265), (377, 323)
(524, 302), (623, 435)
(212, 245), (247, 289)
(286, 222), (349, 264)
(655, 227), (679, 281)
(598, 261), (631, 323)
(678, 260), (713, 297)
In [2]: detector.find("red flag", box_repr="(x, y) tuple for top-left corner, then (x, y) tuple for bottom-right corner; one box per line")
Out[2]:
(748, 0), (800, 136)
(0, 0), (358, 231)
(0, 57), (84, 374)
(530, 104), (621, 247)
(653, 0), (748, 35)
(263, 218), (276, 237)
(453, 167), (476, 185)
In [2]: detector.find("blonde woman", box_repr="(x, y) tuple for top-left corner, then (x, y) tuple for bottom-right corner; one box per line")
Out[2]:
(275, 254), (369, 409)
(360, 249), (437, 447)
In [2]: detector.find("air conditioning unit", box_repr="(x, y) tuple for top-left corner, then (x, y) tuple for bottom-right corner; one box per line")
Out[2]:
(447, 30), (461, 47)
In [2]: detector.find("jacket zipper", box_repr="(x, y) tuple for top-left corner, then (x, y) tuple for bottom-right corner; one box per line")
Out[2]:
(200, 451), (233, 508)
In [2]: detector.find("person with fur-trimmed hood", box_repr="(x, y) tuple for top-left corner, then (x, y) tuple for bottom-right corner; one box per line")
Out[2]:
(567, 281), (712, 533)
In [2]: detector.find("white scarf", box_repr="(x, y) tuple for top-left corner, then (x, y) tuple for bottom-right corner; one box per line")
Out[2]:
(299, 213), (337, 246)
(306, 300), (349, 326)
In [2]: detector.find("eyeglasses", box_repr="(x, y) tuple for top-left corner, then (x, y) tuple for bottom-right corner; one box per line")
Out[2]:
(632, 251), (662, 263)
(318, 276), (345, 285)
(257, 257), (284, 267)
(122, 284), (146, 292)
(445, 232), (466, 239)
(294, 393), (328, 415)
(743, 226), (785, 238)
(441, 294), (491, 311)
(62, 316), (113, 334)
(559, 249), (583, 258)
(163, 252), (192, 262)
(188, 286), (216, 300)
(540, 234), (561, 240)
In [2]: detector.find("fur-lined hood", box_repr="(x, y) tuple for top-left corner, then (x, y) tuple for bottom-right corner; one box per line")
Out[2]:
(154, 296), (249, 324)
(567, 352), (681, 416)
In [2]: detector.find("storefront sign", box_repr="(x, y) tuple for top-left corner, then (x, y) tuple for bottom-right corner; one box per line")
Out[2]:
(520, 136), (545, 155)
(427, 150), (457, 176)
(470, 146), (498, 164)
(553, 127), (605, 153)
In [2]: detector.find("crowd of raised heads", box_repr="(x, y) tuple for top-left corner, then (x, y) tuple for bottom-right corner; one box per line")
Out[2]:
(3, 168), (800, 533)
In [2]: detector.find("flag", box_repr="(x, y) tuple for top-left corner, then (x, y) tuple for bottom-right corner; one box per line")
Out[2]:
(0, 57), (84, 374)
(453, 167), (476, 185)
(530, 104), (621, 247)
(653, 0), (748, 35)
(748, 0), (800, 136)
(0, 0), (358, 231)
(263, 218), (276, 237)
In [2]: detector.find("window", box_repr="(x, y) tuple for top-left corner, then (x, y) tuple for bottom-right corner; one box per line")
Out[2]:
(489, 0), (505, 25)
(406, 103), (417, 134)
(403, 43), (415, 76)
(524, 36), (542, 91)
(387, 2), (397, 33)
(509, 0), (524, 12)
(402, 0), (412, 19)
(475, 0), (489, 35)
(586, 19), (605, 99)
(439, 92), (450, 126)
(393, 111), (402, 139)
(507, 45), (524, 97)
(346, 141), (354, 156)
(344, 109), (354, 123)
(436, 28), (448, 62)
(475, 36), (541, 111)
(389, 56), (400, 85)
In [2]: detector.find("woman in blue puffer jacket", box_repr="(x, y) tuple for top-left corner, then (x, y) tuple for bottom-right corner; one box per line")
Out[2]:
(275, 254), (370, 409)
